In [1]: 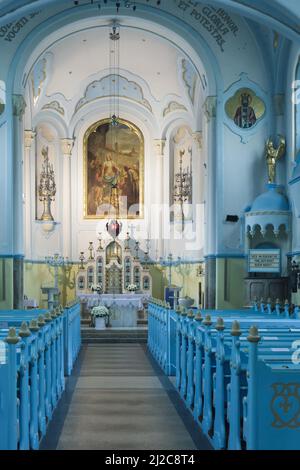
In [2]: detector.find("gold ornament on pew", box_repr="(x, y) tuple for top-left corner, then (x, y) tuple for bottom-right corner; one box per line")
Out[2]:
(203, 314), (212, 326)
(5, 327), (19, 345)
(216, 317), (225, 331)
(19, 321), (31, 338)
(38, 315), (46, 326)
(55, 307), (61, 316)
(44, 312), (52, 322)
(181, 308), (187, 316)
(29, 319), (40, 332)
(187, 310), (194, 318)
(195, 312), (203, 322)
(265, 135), (286, 184)
(231, 320), (241, 336)
(51, 309), (58, 319)
(247, 325), (260, 343)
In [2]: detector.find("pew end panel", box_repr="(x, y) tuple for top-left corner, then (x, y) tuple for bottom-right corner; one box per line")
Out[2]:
(248, 360), (300, 450)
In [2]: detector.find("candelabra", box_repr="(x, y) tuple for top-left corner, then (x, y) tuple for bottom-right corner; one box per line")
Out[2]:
(88, 242), (95, 260)
(175, 257), (192, 274)
(39, 146), (56, 221)
(175, 256), (192, 295)
(159, 254), (178, 287)
(79, 252), (86, 270)
(173, 148), (192, 231)
(196, 264), (205, 277)
(45, 253), (65, 289)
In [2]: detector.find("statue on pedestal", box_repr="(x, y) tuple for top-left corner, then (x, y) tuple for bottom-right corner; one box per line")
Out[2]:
(265, 135), (286, 184)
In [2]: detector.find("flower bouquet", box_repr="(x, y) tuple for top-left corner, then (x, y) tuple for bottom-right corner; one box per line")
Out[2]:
(91, 304), (109, 329)
(91, 284), (102, 295)
(127, 284), (138, 293)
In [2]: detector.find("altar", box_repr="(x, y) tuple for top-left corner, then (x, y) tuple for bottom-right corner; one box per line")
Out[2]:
(76, 230), (152, 327)
(78, 293), (150, 327)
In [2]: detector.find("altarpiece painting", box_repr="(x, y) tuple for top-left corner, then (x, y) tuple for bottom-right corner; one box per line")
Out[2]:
(84, 118), (144, 218)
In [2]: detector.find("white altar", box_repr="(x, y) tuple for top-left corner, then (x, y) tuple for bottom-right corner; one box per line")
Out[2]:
(78, 293), (149, 327)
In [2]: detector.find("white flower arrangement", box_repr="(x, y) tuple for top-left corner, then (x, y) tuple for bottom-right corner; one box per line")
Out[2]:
(91, 284), (102, 294)
(91, 305), (109, 318)
(127, 284), (138, 292)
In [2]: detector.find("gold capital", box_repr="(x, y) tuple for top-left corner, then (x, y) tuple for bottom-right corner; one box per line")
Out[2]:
(153, 139), (166, 157)
(192, 131), (203, 150)
(60, 138), (75, 157)
(203, 96), (217, 122)
(24, 130), (36, 150)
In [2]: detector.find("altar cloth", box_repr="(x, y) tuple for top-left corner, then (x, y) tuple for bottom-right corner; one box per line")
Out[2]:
(78, 293), (149, 327)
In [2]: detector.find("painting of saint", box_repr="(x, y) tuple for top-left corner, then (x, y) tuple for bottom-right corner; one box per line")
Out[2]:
(225, 88), (265, 130)
(84, 119), (144, 219)
(233, 92), (257, 128)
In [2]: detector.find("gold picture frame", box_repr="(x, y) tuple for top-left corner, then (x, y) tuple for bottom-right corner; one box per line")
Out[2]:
(83, 118), (144, 219)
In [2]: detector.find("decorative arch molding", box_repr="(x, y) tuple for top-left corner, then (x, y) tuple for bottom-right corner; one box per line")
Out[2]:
(74, 73), (154, 115)
(32, 109), (69, 138)
(161, 116), (199, 143)
(70, 96), (159, 139)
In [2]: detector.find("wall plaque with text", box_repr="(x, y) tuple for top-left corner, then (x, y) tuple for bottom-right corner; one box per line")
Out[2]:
(249, 249), (281, 273)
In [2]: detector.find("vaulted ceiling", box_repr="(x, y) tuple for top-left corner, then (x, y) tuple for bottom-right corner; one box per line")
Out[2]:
(45, 27), (183, 102)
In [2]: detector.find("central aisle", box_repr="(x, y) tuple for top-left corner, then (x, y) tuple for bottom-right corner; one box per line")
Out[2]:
(41, 344), (212, 450)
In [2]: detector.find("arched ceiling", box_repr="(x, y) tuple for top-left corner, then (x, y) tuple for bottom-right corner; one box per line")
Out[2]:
(0, 0), (299, 40)
(45, 27), (184, 102)
(25, 21), (205, 133)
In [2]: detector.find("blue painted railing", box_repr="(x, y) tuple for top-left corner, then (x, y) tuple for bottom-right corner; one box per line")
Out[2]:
(148, 298), (300, 450)
(0, 300), (81, 450)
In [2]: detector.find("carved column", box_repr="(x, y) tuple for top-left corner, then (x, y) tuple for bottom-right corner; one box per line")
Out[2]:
(24, 130), (36, 258)
(153, 139), (166, 257)
(13, 94), (26, 308)
(203, 96), (217, 309)
(61, 138), (75, 259)
(192, 131), (204, 215)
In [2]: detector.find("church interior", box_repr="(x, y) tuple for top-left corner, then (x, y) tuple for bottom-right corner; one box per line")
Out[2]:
(0, 0), (300, 453)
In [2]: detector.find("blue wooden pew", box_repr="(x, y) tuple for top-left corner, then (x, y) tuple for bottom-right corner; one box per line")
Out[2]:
(181, 315), (300, 449)
(0, 329), (19, 450)
(0, 301), (81, 450)
(148, 299), (300, 450)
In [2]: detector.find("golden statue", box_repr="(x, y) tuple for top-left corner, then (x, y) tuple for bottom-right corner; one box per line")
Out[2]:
(265, 135), (286, 184)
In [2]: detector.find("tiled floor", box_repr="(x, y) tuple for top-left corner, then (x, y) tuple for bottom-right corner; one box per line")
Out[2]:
(41, 344), (212, 450)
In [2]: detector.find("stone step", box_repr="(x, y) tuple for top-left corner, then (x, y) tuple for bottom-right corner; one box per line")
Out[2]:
(82, 337), (147, 344)
(81, 328), (148, 344)
(82, 328), (148, 334)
